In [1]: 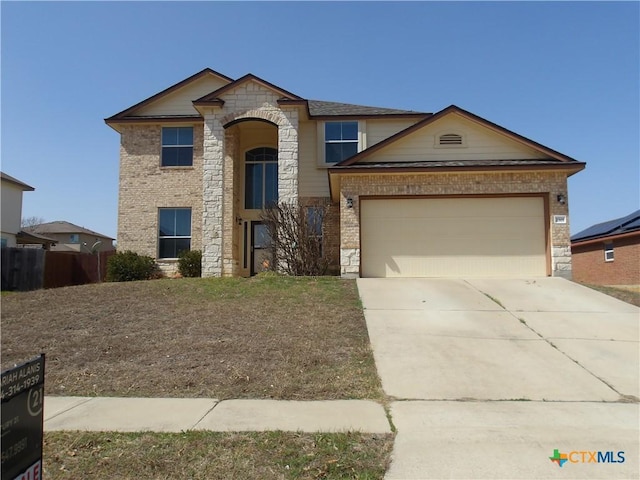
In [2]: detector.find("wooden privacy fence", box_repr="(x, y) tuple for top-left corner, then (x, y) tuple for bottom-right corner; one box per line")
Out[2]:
(1, 248), (45, 291)
(1, 248), (115, 291)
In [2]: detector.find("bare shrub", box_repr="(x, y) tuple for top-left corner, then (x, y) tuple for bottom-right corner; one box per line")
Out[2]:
(259, 202), (329, 276)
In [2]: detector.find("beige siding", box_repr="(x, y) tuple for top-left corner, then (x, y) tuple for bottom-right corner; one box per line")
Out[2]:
(1, 181), (24, 243)
(298, 120), (329, 197)
(237, 121), (278, 154)
(298, 118), (420, 197)
(136, 76), (229, 117)
(366, 118), (421, 147)
(361, 114), (548, 163)
(360, 196), (547, 278)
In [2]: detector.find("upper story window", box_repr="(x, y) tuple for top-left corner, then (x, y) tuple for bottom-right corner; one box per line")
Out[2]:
(162, 127), (193, 167)
(69, 234), (80, 244)
(158, 208), (191, 259)
(325, 121), (359, 164)
(604, 242), (614, 262)
(245, 147), (278, 210)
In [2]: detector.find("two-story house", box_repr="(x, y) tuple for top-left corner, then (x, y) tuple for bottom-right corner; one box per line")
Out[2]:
(1, 172), (35, 247)
(23, 221), (115, 253)
(106, 68), (585, 278)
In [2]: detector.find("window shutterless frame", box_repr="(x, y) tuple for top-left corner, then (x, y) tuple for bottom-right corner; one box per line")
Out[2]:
(604, 242), (614, 262)
(306, 206), (324, 257)
(325, 121), (358, 164)
(317, 121), (365, 167)
(161, 126), (194, 167)
(244, 147), (278, 210)
(158, 208), (192, 259)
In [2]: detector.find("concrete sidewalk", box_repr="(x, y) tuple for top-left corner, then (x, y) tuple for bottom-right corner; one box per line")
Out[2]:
(44, 396), (392, 433)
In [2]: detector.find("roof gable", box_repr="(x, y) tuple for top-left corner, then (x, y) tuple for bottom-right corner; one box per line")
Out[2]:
(106, 68), (233, 121)
(193, 74), (303, 106)
(337, 105), (581, 166)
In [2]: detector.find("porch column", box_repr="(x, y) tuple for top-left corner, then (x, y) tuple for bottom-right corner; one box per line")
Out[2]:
(340, 184), (361, 278)
(278, 107), (299, 203)
(202, 112), (224, 277)
(221, 128), (238, 276)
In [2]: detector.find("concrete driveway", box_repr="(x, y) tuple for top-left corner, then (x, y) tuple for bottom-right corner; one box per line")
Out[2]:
(358, 278), (639, 479)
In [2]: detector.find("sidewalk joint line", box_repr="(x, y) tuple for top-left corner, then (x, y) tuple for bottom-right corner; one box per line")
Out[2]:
(45, 397), (95, 422)
(190, 399), (220, 429)
(461, 281), (625, 397)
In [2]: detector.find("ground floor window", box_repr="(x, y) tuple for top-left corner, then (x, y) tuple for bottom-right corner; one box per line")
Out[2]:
(158, 208), (191, 259)
(604, 242), (614, 262)
(306, 206), (324, 256)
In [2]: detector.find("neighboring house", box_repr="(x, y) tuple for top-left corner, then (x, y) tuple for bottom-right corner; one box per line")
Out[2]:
(23, 221), (115, 253)
(105, 68), (585, 278)
(1, 172), (35, 247)
(571, 210), (640, 286)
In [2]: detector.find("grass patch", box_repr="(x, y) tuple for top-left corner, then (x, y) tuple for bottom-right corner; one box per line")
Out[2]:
(483, 293), (504, 309)
(582, 284), (640, 307)
(1, 276), (383, 400)
(43, 431), (394, 480)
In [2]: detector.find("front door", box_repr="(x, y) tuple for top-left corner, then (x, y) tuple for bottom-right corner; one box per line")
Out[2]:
(250, 221), (272, 275)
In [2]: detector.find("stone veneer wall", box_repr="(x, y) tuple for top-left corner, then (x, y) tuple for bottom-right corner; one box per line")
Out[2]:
(117, 124), (204, 275)
(339, 171), (572, 278)
(202, 82), (299, 277)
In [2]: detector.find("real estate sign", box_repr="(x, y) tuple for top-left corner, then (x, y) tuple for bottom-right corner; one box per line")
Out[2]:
(1, 354), (45, 480)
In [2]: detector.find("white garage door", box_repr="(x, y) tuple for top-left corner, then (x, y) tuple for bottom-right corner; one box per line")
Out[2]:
(360, 196), (547, 278)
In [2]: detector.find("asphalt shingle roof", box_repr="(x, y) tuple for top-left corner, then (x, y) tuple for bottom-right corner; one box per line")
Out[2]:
(571, 209), (640, 242)
(24, 221), (114, 240)
(330, 159), (569, 169)
(307, 100), (428, 117)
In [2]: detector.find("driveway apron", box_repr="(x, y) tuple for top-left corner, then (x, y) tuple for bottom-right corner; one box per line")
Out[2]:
(357, 278), (639, 479)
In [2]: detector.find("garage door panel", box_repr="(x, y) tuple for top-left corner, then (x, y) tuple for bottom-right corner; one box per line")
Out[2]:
(361, 197), (546, 278)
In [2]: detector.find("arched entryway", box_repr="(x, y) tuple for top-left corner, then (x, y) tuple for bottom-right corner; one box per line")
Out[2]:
(224, 119), (278, 276)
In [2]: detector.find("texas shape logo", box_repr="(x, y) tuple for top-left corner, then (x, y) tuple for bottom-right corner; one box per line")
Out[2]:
(550, 449), (568, 467)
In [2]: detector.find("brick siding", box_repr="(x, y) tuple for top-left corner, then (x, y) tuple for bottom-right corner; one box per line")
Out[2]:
(117, 124), (204, 274)
(572, 235), (640, 285)
(338, 170), (572, 277)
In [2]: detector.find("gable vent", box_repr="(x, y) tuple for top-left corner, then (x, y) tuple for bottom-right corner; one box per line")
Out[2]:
(439, 133), (463, 145)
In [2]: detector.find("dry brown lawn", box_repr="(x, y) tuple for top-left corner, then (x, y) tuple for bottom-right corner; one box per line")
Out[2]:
(583, 283), (640, 307)
(1, 275), (383, 400)
(43, 431), (394, 480)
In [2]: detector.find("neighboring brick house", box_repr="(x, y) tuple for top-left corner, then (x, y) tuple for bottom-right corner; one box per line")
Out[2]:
(23, 221), (115, 253)
(106, 68), (585, 278)
(571, 210), (640, 286)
